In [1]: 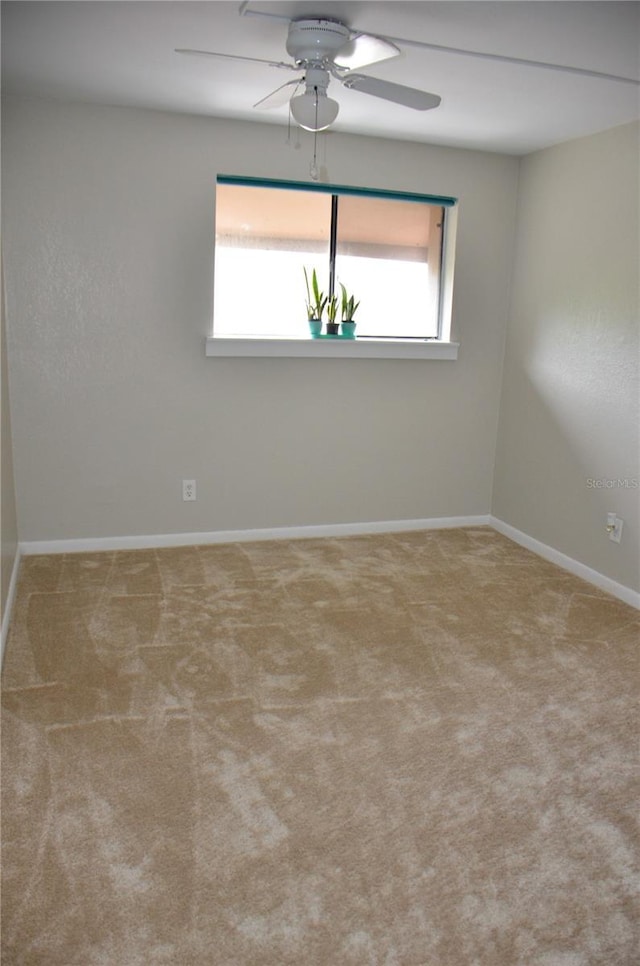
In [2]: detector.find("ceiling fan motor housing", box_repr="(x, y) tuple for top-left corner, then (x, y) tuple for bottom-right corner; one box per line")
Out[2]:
(286, 19), (351, 65)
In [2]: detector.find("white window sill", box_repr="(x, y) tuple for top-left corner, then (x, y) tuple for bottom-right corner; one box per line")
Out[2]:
(205, 337), (459, 360)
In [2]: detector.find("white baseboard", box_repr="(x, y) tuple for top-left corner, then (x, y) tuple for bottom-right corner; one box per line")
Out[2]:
(490, 516), (640, 610)
(12, 516), (638, 619)
(19, 515), (492, 557)
(1, 545), (22, 669)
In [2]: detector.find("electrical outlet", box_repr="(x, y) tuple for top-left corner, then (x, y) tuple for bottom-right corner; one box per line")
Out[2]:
(610, 517), (623, 543)
(182, 479), (196, 502)
(606, 512), (623, 543)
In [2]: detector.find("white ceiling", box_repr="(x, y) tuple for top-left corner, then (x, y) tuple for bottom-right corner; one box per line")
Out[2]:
(2, 1), (639, 155)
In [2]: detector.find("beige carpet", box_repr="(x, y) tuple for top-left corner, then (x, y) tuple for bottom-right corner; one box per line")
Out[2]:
(2, 527), (639, 965)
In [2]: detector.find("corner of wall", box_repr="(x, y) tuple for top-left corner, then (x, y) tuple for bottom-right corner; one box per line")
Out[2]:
(490, 123), (640, 594)
(1, 251), (21, 660)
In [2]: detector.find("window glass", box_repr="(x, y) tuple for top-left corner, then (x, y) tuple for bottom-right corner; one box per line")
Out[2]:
(335, 195), (442, 338)
(214, 184), (331, 337)
(213, 180), (447, 340)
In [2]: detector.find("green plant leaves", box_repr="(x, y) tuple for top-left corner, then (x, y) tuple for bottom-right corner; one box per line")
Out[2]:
(304, 267), (327, 320)
(339, 282), (360, 322)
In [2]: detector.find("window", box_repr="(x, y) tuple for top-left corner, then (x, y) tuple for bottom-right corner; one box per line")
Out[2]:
(210, 176), (458, 356)
(214, 183), (331, 339)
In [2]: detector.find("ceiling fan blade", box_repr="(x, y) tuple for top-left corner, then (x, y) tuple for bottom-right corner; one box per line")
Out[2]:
(253, 78), (301, 109)
(380, 35), (640, 86)
(334, 33), (400, 71)
(342, 74), (441, 111)
(236, 5), (639, 87)
(239, 2), (291, 24)
(175, 48), (295, 71)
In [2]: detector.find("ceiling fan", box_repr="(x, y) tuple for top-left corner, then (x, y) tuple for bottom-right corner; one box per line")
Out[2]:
(176, 15), (442, 132)
(176, 3), (639, 133)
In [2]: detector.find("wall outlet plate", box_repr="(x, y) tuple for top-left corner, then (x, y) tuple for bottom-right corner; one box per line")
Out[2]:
(610, 516), (623, 543)
(182, 479), (196, 501)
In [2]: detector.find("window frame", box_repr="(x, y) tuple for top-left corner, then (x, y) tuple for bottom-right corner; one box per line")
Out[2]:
(207, 175), (459, 360)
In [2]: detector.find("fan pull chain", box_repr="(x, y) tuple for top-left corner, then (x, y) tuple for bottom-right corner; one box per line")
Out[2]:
(309, 87), (319, 180)
(286, 79), (303, 150)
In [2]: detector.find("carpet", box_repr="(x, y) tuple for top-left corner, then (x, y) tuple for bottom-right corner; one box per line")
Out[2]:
(2, 527), (639, 965)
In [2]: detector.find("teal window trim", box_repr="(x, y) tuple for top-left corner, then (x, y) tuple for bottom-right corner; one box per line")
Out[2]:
(216, 174), (457, 208)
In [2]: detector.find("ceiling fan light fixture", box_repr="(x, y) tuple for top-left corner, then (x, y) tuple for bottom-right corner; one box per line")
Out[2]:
(290, 89), (339, 131)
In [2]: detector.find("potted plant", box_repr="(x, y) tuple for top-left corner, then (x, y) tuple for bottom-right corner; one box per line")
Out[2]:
(303, 267), (327, 338)
(340, 283), (360, 339)
(326, 293), (340, 336)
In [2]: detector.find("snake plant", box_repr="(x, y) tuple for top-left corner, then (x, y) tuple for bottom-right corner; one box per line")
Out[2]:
(340, 283), (360, 322)
(303, 267), (327, 321)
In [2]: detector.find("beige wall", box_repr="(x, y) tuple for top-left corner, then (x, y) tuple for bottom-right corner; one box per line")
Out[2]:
(2, 97), (518, 541)
(492, 122), (640, 592)
(1, 257), (19, 622)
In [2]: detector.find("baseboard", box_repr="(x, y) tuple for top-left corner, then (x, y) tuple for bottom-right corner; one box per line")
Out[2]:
(490, 516), (640, 610)
(19, 515), (492, 557)
(15, 516), (639, 612)
(1, 545), (22, 669)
